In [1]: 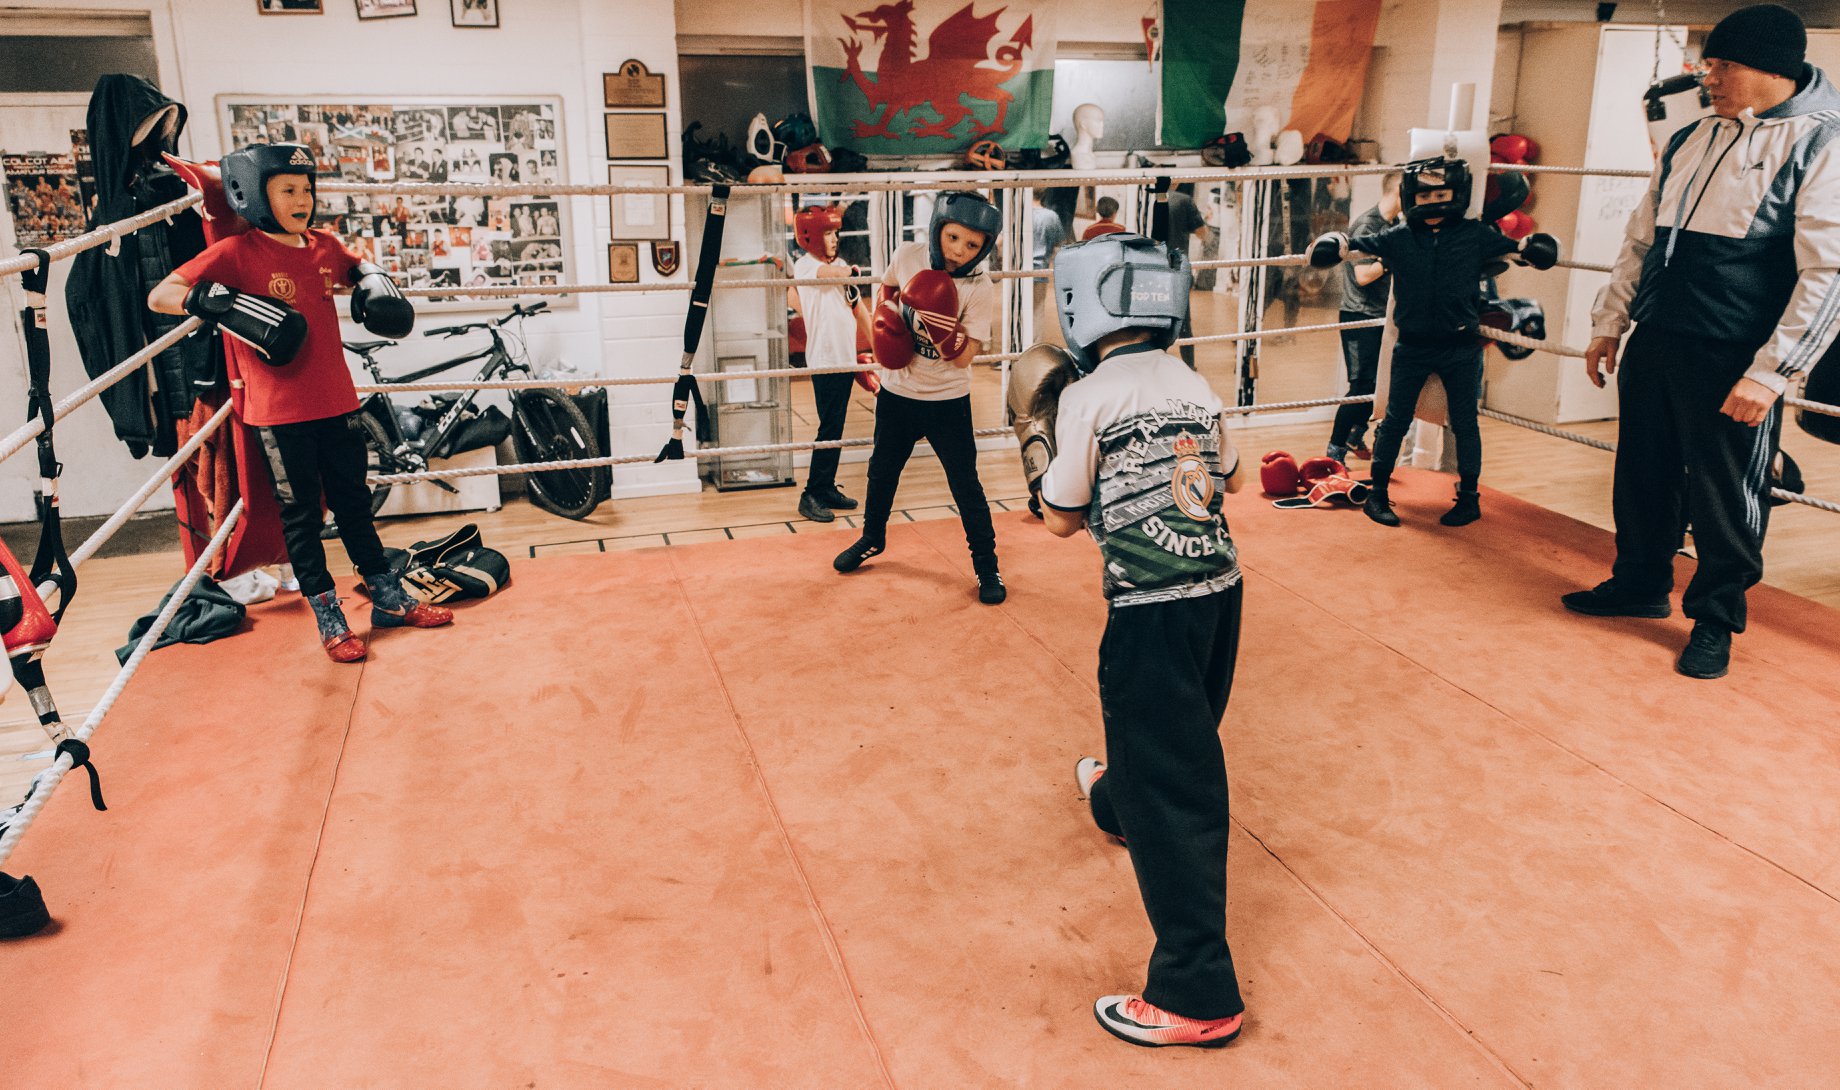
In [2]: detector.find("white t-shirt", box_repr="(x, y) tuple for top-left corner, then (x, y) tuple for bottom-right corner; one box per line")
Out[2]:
(792, 252), (856, 368)
(1039, 344), (1240, 606)
(876, 240), (995, 402)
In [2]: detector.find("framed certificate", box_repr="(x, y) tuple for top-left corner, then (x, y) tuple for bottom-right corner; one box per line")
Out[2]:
(608, 164), (670, 241)
(608, 242), (640, 283)
(604, 112), (668, 160)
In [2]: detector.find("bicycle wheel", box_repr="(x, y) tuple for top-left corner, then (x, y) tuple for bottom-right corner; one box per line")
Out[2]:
(354, 411), (394, 519)
(511, 388), (606, 520)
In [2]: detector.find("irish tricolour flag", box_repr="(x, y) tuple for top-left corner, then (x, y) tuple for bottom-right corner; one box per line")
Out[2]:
(1160, 0), (1382, 148)
(804, 0), (1057, 156)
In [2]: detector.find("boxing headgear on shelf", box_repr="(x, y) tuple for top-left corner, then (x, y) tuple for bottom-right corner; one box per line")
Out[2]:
(794, 204), (842, 258)
(928, 190), (1002, 278)
(1202, 133), (1252, 168)
(784, 144), (832, 173)
(1052, 232), (1192, 375)
(965, 139), (1007, 171)
(772, 113), (820, 155)
(746, 113), (786, 165)
(1643, 73), (1712, 150)
(1039, 134), (1071, 170)
(829, 146), (869, 173)
(1400, 156), (1472, 224)
(221, 143), (317, 233)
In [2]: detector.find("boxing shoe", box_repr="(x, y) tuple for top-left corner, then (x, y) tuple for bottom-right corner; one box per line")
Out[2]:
(814, 485), (858, 510)
(364, 572), (454, 630)
(973, 555), (1006, 605)
(833, 534), (885, 573)
(1675, 622), (1731, 680)
(1560, 580), (1671, 619)
(307, 589), (367, 664)
(1075, 757), (1127, 845)
(797, 491), (835, 523)
(1093, 994), (1243, 1049)
(1362, 482), (1400, 527)
(0, 872), (51, 938)
(1440, 488), (1481, 527)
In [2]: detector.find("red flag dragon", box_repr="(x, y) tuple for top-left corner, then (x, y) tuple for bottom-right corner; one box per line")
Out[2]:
(838, 1), (1035, 140)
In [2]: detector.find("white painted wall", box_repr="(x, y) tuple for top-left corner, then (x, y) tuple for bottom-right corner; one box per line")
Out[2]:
(0, 0), (689, 523)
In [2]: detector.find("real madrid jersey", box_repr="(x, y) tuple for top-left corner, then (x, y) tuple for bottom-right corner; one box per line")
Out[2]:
(1038, 343), (1240, 606)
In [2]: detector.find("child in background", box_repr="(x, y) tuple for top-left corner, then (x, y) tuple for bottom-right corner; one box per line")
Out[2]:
(788, 203), (869, 523)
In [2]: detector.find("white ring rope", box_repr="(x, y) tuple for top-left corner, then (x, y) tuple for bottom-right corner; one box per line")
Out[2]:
(1478, 325), (1585, 358)
(67, 401), (234, 569)
(1787, 395), (1840, 419)
(1480, 406), (1840, 513)
(1490, 164), (1649, 178)
(1175, 318), (1386, 347)
(1555, 259), (1614, 273)
(0, 317), (204, 467)
(0, 498), (244, 867)
(0, 194), (202, 278)
(1226, 393), (1374, 415)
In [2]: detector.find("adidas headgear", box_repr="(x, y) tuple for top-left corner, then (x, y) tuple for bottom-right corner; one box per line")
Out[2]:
(221, 143), (317, 232)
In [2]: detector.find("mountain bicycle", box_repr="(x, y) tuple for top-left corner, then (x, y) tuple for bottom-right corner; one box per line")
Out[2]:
(343, 301), (608, 521)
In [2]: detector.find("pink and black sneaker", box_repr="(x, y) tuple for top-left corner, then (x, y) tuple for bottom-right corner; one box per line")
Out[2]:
(1093, 994), (1243, 1048)
(1075, 757), (1126, 846)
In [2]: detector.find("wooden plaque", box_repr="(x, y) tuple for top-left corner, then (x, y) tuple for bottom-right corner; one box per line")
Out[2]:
(604, 112), (668, 160)
(608, 242), (640, 284)
(604, 60), (666, 109)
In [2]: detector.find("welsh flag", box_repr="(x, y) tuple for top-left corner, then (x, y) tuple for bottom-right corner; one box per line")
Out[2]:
(803, 0), (1058, 156)
(1160, 0), (1383, 148)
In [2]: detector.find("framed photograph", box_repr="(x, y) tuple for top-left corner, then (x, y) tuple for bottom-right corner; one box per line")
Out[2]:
(449, 0), (498, 27)
(604, 60), (666, 109)
(259, 0), (323, 12)
(608, 242), (640, 284)
(355, 0), (416, 19)
(608, 164), (669, 242)
(604, 112), (668, 160)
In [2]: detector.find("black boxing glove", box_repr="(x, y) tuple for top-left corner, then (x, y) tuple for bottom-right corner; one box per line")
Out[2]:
(183, 280), (308, 367)
(349, 262), (416, 339)
(1516, 232), (1559, 271)
(1309, 231), (1350, 269)
(843, 265), (865, 308)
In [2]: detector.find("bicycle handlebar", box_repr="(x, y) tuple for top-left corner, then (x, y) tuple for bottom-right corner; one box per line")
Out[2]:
(422, 300), (549, 337)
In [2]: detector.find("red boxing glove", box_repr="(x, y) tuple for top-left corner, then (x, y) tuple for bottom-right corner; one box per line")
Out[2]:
(1297, 456), (1348, 487)
(853, 351), (882, 394)
(2, 539), (55, 665)
(1260, 450), (1301, 496)
(901, 268), (970, 362)
(871, 298), (914, 370)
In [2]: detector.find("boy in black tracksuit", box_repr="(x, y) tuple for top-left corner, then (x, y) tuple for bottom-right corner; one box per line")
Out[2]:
(1311, 157), (1558, 527)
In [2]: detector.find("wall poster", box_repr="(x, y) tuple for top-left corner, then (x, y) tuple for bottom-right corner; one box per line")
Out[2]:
(218, 96), (571, 304)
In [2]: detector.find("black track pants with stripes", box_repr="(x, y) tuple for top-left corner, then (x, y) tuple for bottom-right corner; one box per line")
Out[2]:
(258, 412), (392, 599)
(1609, 325), (1783, 633)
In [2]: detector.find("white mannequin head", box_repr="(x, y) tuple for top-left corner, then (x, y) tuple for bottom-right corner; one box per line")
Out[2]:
(1072, 103), (1105, 143)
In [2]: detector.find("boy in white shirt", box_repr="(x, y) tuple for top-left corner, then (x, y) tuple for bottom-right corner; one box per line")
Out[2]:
(788, 203), (869, 522)
(833, 191), (1006, 604)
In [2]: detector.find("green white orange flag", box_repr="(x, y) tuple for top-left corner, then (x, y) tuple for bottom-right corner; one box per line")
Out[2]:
(803, 0), (1058, 156)
(1160, 0), (1382, 149)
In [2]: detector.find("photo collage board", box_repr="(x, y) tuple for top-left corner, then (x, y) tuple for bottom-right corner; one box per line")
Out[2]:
(220, 97), (570, 303)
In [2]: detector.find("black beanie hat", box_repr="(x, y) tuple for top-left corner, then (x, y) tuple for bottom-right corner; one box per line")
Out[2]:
(1704, 4), (1806, 81)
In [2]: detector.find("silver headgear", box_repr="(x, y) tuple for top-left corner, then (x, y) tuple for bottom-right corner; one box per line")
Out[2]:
(1052, 233), (1191, 374)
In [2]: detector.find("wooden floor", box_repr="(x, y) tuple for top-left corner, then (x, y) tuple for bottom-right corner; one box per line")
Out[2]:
(4, 327), (1838, 807)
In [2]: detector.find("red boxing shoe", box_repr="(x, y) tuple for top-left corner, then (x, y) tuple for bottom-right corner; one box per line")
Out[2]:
(374, 601), (454, 629)
(324, 631), (368, 664)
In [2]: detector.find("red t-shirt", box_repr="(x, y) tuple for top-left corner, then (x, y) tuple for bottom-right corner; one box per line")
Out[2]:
(175, 229), (361, 426)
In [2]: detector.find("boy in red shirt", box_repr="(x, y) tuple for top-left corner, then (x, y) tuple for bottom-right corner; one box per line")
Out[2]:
(149, 143), (451, 662)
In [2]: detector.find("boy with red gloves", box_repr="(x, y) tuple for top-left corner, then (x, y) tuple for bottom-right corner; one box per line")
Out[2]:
(148, 143), (451, 662)
(788, 203), (871, 524)
(833, 190), (1006, 604)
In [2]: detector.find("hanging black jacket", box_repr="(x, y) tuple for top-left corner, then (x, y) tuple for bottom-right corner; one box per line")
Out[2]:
(64, 74), (210, 458)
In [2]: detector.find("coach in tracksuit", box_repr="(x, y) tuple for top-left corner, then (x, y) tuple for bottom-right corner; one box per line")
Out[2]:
(1567, 5), (1840, 680)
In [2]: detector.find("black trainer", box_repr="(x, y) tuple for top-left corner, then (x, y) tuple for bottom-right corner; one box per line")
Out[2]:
(973, 556), (1006, 604)
(1676, 622), (1731, 680)
(814, 485), (858, 510)
(1363, 483), (1400, 527)
(797, 491), (835, 523)
(1440, 488), (1481, 527)
(833, 535), (885, 572)
(1561, 580), (1671, 619)
(0, 872), (51, 938)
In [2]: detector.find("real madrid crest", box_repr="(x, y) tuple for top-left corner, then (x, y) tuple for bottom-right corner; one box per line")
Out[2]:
(651, 241), (680, 277)
(1169, 433), (1214, 521)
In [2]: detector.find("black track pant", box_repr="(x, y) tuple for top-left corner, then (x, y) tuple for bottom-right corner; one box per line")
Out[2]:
(1370, 339), (1484, 485)
(1329, 311), (1383, 449)
(805, 370), (853, 496)
(257, 412), (390, 598)
(860, 390), (996, 560)
(1088, 584), (1244, 1021)
(1610, 325), (1782, 633)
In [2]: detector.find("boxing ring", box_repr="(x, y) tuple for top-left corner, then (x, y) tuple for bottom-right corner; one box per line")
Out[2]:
(3, 161), (1840, 1089)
